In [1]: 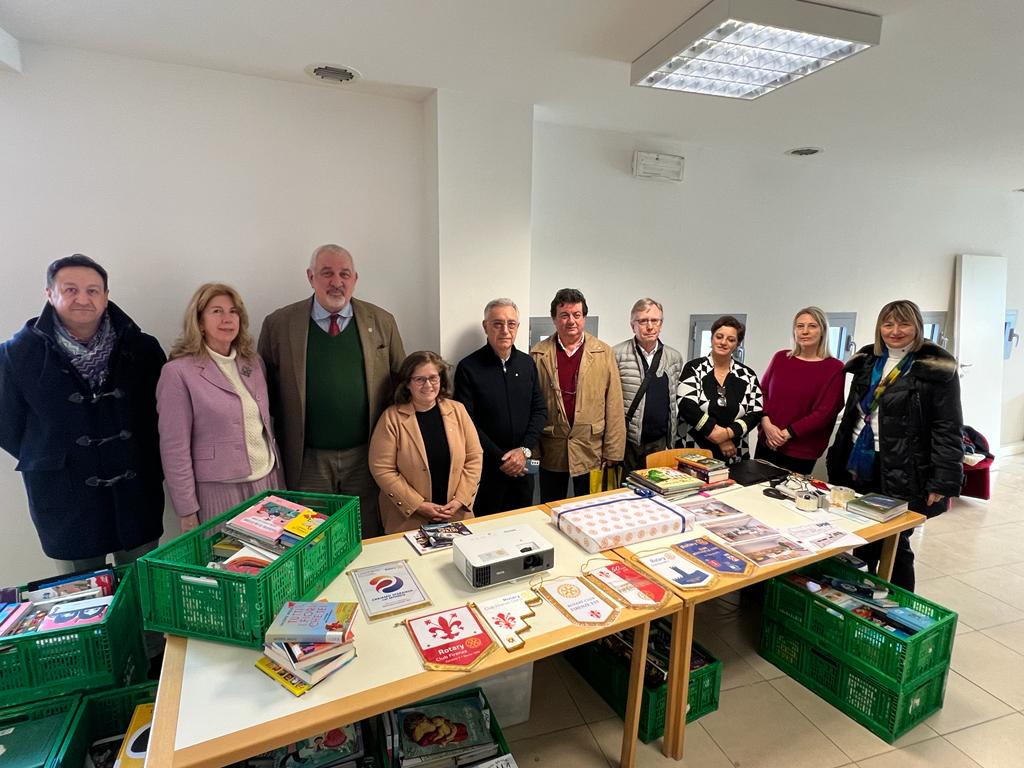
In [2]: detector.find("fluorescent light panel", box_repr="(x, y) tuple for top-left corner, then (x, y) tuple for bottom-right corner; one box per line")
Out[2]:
(632, 0), (881, 100)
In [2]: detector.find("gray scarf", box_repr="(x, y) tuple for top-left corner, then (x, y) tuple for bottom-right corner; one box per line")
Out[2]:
(53, 313), (115, 391)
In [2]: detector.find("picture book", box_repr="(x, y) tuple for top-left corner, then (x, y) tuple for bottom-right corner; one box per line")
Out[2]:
(282, 509), (329, 539)
(255, 656), (312, 696)
(256, 722), (364, 768)
(32, 587), (104, 613)
(223, 545), (278, 575)
(396, 695), (495, 763)
(277, 638), (355, 670)
(0, 601), (34, 636)
(227, 494), (312, 543)
(211, 533), (245, 559)
(23, 567), (117, 602)
(265, 601), (359, 644)
(7, 605), (50, 636)
(113, 702), (154, 768)
(38, 595), (113, 632)
(404, 521), (472, 555)
(263, 645), (356, 685)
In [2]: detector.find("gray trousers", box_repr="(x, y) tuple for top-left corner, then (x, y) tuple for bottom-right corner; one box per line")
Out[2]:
(52, 539), (160, 575)
(300, 444), (383, 539)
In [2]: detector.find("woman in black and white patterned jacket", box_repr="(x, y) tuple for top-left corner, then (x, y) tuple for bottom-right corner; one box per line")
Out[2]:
(677, 315), (764, 463)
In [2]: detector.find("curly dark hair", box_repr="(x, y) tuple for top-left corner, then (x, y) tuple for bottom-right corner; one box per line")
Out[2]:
(550, 288), (588, 318)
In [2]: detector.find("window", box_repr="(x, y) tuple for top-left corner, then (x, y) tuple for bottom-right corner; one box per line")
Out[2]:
(825, 312), (857, 361)
(688, 313), (747, 363)
(921, 311), (948, 348)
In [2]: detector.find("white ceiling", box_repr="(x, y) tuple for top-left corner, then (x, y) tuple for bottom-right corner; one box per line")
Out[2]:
(2, 0), (1022, 190)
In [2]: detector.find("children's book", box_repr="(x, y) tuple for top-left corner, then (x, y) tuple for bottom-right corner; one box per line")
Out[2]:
(282, 510), (329, 539)
(277, 638), (355, 670)
(6, 604), (50, 636)
(113, 702), (154, 768)
(254, 656), (312, 696)
(258, 722), (364, 767)
(396, 694), (496, 765)
(265, 601), (359, 644)
(0, 601), (34, 636)
(38, 595), (113, 632)
(23, 567), (116, 602)
(227, 495), (312, 543)
(263, 645), (356, 685)
(223, 545), (277, 575)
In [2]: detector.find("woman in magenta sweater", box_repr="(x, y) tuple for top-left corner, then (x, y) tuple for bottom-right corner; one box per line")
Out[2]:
(757, 307), (845, 474)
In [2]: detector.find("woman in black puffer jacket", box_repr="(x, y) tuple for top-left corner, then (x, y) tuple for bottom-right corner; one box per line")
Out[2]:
(826, 299), (963, 590)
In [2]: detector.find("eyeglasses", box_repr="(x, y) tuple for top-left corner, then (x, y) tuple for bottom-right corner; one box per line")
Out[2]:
(488, 321), (519, 330)
(633, 318), (663, 327)
(410, 375), (441, 387)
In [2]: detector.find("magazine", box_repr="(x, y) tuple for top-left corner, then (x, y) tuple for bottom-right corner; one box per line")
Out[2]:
(404, 521), (472, 555)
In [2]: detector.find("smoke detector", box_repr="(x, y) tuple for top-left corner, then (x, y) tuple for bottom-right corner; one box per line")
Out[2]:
(305, 64), (361, 85)
(786, 146), (823, 157)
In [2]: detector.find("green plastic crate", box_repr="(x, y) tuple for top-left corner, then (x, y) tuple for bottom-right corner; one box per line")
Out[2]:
(564, 637), (721, 742)
(760, 616), (948, 742)
(137, 490), (362, 649)
(0, 565), (147, 707)
(52, 681), (157, 767)
(0, 693), (80, 768)
(764, 556), (957, 690)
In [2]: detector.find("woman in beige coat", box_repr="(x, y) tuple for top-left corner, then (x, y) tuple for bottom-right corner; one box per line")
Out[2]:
(369, 351), (483, 534)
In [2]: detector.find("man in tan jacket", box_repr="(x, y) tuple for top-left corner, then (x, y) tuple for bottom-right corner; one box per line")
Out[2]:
(258, 244), (405, 538)
(531, 288), (625, 502)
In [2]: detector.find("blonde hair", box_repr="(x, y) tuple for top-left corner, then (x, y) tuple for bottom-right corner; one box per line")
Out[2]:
(789, 306), (832, 359)
(169, 283), (256, 360)
(873, 299), (925, 355)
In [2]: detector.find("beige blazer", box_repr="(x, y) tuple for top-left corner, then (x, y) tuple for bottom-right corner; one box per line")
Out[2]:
(368, 398), (483, 533)
(257, 296), (405, 489)
(531, 334), (626, 476)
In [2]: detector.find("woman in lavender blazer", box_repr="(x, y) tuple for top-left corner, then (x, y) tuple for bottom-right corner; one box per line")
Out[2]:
(156, 283), (283, 531)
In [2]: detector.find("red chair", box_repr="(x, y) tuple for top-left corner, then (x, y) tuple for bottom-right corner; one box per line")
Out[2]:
(961, 456), (993, 500)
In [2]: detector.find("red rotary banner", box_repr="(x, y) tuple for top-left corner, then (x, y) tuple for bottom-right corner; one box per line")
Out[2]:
(405, 605), (495, 671)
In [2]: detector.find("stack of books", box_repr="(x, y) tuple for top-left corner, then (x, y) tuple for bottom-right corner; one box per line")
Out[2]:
(676, 454), (729, 483)
(240, 722), (366, 768)
(382, 692), (501, 768)
(845, 493), (908, 522)
(625, 467), (705, 500)
(256, 600), (359, 696)
(225, 494), (329, 554)
(0, 566), (118, 638)
(786, 573), (936, 637)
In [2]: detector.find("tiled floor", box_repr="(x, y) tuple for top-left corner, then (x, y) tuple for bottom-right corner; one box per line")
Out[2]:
(502, 454), (1024, 767)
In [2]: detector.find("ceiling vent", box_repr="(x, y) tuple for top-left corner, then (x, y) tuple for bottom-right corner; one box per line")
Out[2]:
(633, 151), (685, 182)
(786, 146), (823, 156)
(305, 64), (360, 85)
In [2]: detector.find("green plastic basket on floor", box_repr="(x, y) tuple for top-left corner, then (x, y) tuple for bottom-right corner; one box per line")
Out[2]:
(136, 490), (361, 649)
(0, 565), (147, 707)
(564, 636), (721, 742)
(0, 693), (81, 768)
(53, 681), (157, 767)
(764, 556), (957, 690)
(760, 616), (948, 742)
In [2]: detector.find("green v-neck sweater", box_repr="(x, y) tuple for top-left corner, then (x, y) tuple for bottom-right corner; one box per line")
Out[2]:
(304, 318), (370, 450)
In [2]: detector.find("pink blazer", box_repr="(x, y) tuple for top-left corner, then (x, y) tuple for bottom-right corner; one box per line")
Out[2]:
(156, 353), (282, 517)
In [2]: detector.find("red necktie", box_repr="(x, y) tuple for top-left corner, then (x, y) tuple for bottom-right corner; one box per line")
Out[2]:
(328, 313), (341, 337)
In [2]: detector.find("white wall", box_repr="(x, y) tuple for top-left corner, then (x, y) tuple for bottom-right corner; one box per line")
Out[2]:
(0, 44), (432, 582)
(531, 121), (1024, 445)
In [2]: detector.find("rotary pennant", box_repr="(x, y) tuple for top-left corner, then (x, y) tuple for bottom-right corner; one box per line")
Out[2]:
(471, 591), (541, 651)
(534, 576), (619, 626)
(404, 604), (495, 671)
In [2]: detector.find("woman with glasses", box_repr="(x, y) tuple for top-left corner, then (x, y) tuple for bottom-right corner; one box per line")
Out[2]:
(369, 351), (483, 533)
(827, 300), (963, 590)
(756, 307), (845, 474)
(677, 315), (763, 463)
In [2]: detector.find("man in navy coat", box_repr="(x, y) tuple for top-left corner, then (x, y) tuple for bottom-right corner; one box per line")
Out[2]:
(0, 254), (166, 572)
(454, 298), (546, 514)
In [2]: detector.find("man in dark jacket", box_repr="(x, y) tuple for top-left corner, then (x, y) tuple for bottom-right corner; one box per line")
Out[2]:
(454, 298), (546, 514)
(0, 254), (166, 572)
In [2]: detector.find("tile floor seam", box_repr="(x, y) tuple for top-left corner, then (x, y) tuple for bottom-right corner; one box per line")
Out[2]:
(580, 716), (627, 768)
(933, 709), (1023, 738)
(977, 627), (1024, 658)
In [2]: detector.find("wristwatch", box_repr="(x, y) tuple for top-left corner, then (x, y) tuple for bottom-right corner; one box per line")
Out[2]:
(520, 447), (532, 459)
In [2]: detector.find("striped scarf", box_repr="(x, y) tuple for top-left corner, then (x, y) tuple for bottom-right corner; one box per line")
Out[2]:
(53, 313), (115, 391)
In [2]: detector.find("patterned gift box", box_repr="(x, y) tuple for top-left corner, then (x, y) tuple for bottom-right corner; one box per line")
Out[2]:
(550, 491), (695, 553)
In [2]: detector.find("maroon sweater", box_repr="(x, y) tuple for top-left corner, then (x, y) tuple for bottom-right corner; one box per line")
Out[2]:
(759, 350), (845, 460)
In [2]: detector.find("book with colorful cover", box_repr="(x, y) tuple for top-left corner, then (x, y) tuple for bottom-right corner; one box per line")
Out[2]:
(629, 467), (705, 493)
(253, 722), (364, 767)
(404, 521), (473, 555)
(38, 595), (113, 632)
(222, 545), (278, 575)
(255, 656), (312, 696)
(396, 694), (496, 764)
(0, 602), (35, 636)
(113, 702), (154, 768)
(23, 567), (117, 602)
(265, 601), (359, 644)
(278, 638), (355, 670)
(263, 644), (356, 685)
(846, 493), (908, 522)
(6, 604), (50, 636)
(226, 495), (312, 543)
(282, 510), (329, 539)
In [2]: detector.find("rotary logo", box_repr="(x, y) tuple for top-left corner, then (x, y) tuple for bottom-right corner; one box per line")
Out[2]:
(369, 575), (404, 593)
(465, 637), (482, 649)
(557, 584), (581, 598)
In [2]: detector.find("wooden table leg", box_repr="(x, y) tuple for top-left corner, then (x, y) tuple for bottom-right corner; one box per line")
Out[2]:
(621, 619), (651, 768)
(662, 603), (695, 760)
(878, 532), (899, 581)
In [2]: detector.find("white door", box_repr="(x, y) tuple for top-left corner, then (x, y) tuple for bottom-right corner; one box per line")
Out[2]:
(954, 254), (1007, 446)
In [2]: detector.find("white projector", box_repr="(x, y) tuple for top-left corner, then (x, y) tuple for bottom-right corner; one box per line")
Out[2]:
(452, 524), (554, 588)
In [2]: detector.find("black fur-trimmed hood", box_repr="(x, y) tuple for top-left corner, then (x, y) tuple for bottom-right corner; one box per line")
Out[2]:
(844, 341), (958, 383)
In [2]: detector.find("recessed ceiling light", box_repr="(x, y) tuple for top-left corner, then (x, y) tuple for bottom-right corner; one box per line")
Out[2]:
(786, 146), (822, 156)
(304, 64), (361, 85)
(632, 0), (882, 100)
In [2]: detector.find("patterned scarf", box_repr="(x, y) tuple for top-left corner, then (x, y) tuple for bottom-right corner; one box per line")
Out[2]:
(53, 312), (115, 391)
(846, 349), (914, 481)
